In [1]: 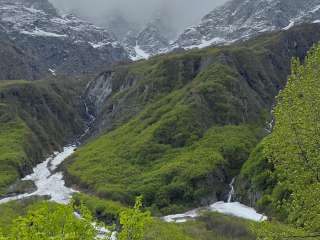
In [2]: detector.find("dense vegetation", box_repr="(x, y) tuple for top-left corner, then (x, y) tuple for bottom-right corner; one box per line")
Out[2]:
(240, 44), (320, 238)
(0, 197), (258, 240)
(65, 24), (320, 214)
(0, 79), (86, 196)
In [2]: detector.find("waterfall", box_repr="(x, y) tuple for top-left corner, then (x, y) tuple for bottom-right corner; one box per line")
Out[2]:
(84, 101), (96, 123)
(78, 100), (96, 142)
(227, 178), (235, 203)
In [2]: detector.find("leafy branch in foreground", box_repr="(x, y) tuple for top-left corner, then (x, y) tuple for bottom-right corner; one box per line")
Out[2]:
(118, 196), (153, 240)
(0, 201), (110, 240)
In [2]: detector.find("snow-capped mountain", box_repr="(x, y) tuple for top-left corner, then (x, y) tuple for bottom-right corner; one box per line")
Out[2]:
(115, 0), (320, 60)
(0, 0), (128, 79)
(122, 18), (174, 61)
(2, 0), (320, 68)
(174, 0), (320, 49)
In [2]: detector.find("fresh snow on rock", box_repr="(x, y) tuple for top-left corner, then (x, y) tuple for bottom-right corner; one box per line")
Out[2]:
(0, 0), (128, 77)
(174, 0), (320, 50)
(21, 28), (67, 38)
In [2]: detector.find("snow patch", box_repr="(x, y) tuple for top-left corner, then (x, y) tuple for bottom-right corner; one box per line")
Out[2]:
(89, 41), (110, 49)
(184, 37), (226, 50)
(209, 202), (268, 222)
(163, 179), (266, 223)
(48, 68), (56, 76)
(283, 20), (295, 30)
(21, 28), (67, 38)
(310, 4), (320, 13)
(131, 43), (150, 61)
(162, 201), (267, 223)
(162, 209), (199, 223)
(24, 7), (44, 14)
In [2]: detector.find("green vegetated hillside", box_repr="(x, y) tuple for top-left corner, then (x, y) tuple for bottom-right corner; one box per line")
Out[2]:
(237, 44), (320, 236)
(65, 24), (320, 214)
(0, 78), (86, 196)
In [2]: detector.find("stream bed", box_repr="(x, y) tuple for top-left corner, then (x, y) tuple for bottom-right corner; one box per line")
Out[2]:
(0, 145), (77, 205)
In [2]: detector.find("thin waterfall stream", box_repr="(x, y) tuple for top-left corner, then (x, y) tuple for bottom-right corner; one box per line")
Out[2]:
(227, 177), (235, 203)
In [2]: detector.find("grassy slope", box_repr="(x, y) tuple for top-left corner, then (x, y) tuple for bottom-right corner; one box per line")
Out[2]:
(0, 79), (86, 195)
(66, 25), (320, 214)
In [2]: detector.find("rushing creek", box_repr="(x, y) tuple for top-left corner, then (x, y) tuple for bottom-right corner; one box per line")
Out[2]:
(0, 144), (267, 222)
(0, 135), (266, 238)
(0, 145), (77, 205)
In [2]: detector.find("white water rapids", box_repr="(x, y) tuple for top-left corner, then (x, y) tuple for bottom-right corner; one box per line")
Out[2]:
(0, 146), (77, 205)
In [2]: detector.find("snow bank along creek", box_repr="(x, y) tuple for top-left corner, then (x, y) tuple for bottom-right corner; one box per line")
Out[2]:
(0, 144), (266, 235)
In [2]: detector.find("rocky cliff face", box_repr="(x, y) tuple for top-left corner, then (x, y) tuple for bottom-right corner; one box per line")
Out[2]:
(0, 0), (129, 80)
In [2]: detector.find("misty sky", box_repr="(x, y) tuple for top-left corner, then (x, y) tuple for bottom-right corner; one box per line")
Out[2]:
(49, 0), (228, 37)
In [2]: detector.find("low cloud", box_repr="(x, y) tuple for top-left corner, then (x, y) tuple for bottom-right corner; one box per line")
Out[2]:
(49, 0), (228, 35)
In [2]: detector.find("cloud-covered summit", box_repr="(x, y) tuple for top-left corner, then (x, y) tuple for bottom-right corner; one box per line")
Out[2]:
(49, 0), (228, 36)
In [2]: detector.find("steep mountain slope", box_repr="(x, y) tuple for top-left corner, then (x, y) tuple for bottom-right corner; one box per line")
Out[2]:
(0, 78), (87, 197)
(64, 24), (320, 214)
(0, 37), (44, 80)
(174, 0), (320, 49)
(0, 0), (128, 80)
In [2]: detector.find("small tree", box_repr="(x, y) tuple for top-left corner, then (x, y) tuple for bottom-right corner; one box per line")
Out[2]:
(118, 196), (153, 240)
(2, 202), (110, 240)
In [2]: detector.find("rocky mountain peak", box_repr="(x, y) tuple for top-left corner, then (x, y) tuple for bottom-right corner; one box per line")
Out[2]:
(173, 0), (320, 49)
